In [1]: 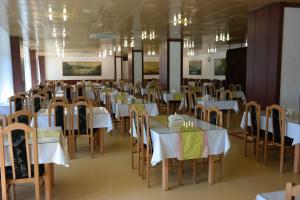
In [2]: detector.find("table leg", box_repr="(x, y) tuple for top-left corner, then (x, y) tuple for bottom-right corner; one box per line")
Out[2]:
(208, 155), (214, 185)
(100, 128), (105, 154)
(294, 144), (300, 173)
(162, 159), (169, 191)
(44, 164), (53, 200)
(226, 110), (231, 130)
(121, 117), (125, 136)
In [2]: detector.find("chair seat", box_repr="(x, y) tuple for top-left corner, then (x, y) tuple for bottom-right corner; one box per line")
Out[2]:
(5, 164), (45, 179)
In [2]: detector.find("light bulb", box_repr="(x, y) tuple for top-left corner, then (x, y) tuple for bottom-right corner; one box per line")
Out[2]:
(216, 35), (219, 42)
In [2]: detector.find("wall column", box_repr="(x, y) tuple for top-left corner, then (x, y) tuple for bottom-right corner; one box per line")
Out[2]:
(10, 37), (25, 93)
(128, 49), (143, 84)
(38, 56), (46, 84)
(30, 50), (38, 87)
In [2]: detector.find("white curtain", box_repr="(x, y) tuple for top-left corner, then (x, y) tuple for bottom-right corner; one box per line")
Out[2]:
(0, 26), (14, 101)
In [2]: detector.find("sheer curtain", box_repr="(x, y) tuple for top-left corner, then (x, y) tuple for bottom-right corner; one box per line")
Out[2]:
(0, 26), (14, 101)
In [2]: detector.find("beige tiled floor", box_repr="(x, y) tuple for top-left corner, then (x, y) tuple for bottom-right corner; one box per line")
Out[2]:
(11, 112), (300, 200)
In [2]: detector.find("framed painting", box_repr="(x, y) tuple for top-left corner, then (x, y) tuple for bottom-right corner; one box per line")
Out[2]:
(214, 59), (227, 75)
(63, 62), (102, 76)
(144, 62), (159, 75)
(189, 60), (202, 75)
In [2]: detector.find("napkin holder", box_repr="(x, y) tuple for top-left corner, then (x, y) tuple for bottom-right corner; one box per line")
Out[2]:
(168, 113), (184, 128)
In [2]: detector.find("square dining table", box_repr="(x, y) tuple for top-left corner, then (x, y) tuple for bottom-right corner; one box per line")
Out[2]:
(149, 114), (230, 190)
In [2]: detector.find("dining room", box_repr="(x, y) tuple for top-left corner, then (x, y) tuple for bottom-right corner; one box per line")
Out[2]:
(1, 0), (300, 200)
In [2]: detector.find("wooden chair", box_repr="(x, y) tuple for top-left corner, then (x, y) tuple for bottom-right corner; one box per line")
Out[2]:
(244, 101), (264, 159)
(220, 90), (233, 101)
(48, 101), (72, 157)
(264, 104), (293, 172)
(215, 89), (222, 100)
(286, 182), (300, 200)
(9, 95), (27, 114)
(72, 101), (94, 158)
(63, 85), (73, 103)
(0, 123), (51, 200)
(207, 107), (223, 178)
(31, 94), (46, 113)
(129, 106), (143, 176)
(7, 110), (37, 128)
(148, 92), (156, 103)
(195, 104), (206, 121)
(75, 84), (85, 97)
(183, 90), (191, 113)
(141, 111), (155, 187)
(228, 83), (236, 91)
(188, 92), (197, 114)
(236, 84), (242, 91)
(43, 88), (54, 101)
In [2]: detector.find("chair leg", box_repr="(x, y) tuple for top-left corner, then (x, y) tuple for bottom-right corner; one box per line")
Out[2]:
(147, 156), (150, 188)
(34, 179), (40, 200)
(44, 175), (51, 200)
(219, 155), (223, 179)
(264, 141), (268, 165)
(192, 160), (197, 184)
(280, 147), (284, 173)
(178, 161), (183, 185)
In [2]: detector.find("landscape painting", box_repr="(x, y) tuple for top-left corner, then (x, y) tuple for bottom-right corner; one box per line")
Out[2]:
(189, 60), (202, 75)
(144, 62), (159, 75)
(63, 62), (102, 76)
(214, 59), (227, 75)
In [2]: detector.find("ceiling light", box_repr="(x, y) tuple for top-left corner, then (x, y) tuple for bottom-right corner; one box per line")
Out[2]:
(173, 14), (192, 26)
(63, 6), (67, 14)
(48, 5), (53, 20)
(63, 14), (67, 21)
(63, 40), (65, 47)
(118, 44), (121, 52)
(113, 45), (116, 52)
(130, 37), (134, 48)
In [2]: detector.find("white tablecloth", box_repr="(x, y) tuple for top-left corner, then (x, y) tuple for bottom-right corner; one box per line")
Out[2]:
(98, 89), (119, 105)
(232, 91), (246, 101)
(4, 127), (69, 167)
(115, 102), (159, 119)
(150, 114), (230, 166)
(162, 93), (182, 104)
(35, 107), (113, 132)
(256, 190), (300, 200)
(197, 100), (239, 113)
(240, 112), (300, 145)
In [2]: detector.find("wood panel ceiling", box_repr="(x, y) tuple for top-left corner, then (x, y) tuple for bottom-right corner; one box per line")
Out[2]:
(1, 0), (300, 55)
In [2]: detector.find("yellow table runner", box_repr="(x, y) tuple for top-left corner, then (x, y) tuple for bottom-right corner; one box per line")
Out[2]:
(174, 93), (183, 101)
(130, 104), (145, 113)
(151, 115), (208, 160)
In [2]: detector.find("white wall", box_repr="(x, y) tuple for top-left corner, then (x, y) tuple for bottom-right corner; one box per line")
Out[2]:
(183, 51), (226, 80)
(116, 57), (122, 82)
(0, 26), (14, 101)
(169, 41), (182, 92)
(133, 51), (143, 84)
(280, 7), (300, 111)
(45, 54), (115, 80)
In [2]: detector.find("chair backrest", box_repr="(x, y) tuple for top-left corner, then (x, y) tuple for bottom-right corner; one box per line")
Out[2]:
(129, 106), (140, 142)
(236, 84), (242, 91)
(184, 90), (190, 110)
(286, 182), (300, 200)
(9, 95), (27, 114)
(48, 101), (70, 135)
(50, 97), (68, 104)
(245, 101), (261, 136)
(215, 89), (222, 100)
(73, 96), (90, 104)
(0, 115), (7, 128)
(31, 94), (46, 113)
(64, 85), (73, 102)
(229, 84), (236, 91)
(0, 123), (39, 182)
(266, 104), (285, 145)
(221, 90), (233, 101)
(189, 92), (197, 113)
(72, 101), (93, 136)
(7, 110), (37, 128)
(43, 88), (54, 100)
(207, 107), (223, 127)
(195, 104), (206, 121)
(76, 84), (85, 97)
(141, 111), (153, 154)
(148, 92), (156, 103)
